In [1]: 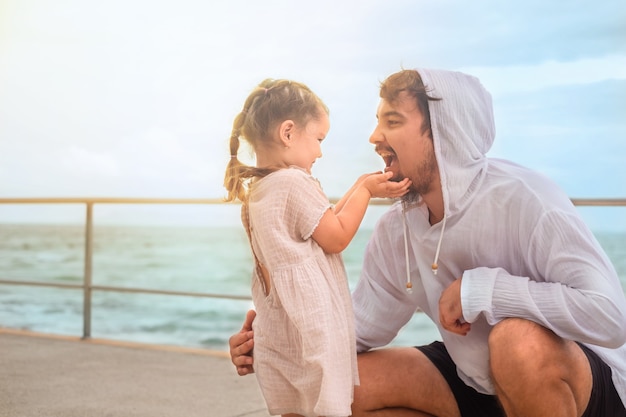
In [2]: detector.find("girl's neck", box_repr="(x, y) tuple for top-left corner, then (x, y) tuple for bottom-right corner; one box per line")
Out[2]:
(255, 147), (288, 169)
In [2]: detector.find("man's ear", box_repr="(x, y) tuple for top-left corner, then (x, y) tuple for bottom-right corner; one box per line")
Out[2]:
(279, 120), (295, 147)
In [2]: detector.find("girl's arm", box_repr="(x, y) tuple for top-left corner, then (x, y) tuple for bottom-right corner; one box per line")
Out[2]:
(312, 171), (411, 253)
(333, 172), (373, 214)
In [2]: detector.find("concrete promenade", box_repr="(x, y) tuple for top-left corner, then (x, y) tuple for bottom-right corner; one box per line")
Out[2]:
(0, 328), (270, 417)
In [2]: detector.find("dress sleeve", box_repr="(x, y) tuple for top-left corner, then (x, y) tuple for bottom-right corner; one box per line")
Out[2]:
(283, 169), (332, 240)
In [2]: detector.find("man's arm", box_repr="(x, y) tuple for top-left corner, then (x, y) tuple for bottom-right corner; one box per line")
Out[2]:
(461, 210), (626, 348)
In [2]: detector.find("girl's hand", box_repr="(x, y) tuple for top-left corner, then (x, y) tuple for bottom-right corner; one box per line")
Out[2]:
(363, 171), (412, 199)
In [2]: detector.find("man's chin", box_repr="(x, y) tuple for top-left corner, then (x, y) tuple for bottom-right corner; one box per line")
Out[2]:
(384, 167), (403, 182)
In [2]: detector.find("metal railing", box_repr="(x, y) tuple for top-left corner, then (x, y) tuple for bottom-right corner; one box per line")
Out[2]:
(1, 197), (625, 339)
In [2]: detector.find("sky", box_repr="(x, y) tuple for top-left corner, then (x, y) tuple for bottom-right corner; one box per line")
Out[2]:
(0, 0), (625, 229)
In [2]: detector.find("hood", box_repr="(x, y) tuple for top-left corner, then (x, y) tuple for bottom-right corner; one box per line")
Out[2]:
(416, 69), (496, 216)
(401, 69), (496, 289)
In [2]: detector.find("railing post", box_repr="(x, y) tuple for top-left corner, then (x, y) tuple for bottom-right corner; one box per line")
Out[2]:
(82, 202), (93, 339)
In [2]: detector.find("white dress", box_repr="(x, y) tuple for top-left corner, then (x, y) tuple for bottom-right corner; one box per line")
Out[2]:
(244, 167), (359, 417)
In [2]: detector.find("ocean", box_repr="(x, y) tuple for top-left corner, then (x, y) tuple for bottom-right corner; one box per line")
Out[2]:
(1, 220), (625, 352)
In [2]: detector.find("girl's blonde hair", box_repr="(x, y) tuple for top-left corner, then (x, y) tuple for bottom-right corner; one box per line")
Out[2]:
(223, 78), (328, 202)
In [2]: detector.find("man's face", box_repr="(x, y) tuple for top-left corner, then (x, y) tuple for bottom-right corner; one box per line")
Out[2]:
(369, 91), (438, 196)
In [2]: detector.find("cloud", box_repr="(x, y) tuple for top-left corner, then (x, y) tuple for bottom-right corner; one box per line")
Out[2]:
(460, 54), (626, 96)
(116, 127), (212, 181)
(352, 0), (626, 68)
(489, 79), (626, 197)
(1, 0), (624, 233)
(60, 147), (122, 177)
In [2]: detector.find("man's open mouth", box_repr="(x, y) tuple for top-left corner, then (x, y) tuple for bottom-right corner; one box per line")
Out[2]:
(377, 149), (396, 170)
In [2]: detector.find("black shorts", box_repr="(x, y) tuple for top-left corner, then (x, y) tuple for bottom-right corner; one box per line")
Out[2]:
(416, 341), (626, 417)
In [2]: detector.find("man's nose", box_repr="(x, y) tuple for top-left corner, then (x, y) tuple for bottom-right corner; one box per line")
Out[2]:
(369, 126), (383, 144)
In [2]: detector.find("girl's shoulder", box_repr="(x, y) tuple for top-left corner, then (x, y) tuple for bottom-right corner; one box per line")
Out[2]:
(262, 166), (319, 186)
(251, 166), (325, 201)
(275, 165), (312, 178)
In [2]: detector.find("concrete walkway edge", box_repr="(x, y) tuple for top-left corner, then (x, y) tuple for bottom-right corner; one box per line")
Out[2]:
(0, 328), (270, 417)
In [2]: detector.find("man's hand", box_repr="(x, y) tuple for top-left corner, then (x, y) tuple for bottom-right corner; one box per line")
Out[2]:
(439, 278), (471, 336)
(229, 309), (256, 376)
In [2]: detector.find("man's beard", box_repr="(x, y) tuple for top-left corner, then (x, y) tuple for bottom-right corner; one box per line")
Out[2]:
(404, 144), (438, 199)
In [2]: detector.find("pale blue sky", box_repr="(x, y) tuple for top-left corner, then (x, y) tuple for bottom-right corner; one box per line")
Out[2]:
(0, 0), (625, 229)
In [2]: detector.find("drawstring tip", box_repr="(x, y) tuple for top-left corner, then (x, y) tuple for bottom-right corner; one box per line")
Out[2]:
(431, 263), (438, 275)
(405, 282), (413, 294)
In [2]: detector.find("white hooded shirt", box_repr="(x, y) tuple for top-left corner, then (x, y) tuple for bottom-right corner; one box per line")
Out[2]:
(352, 68), (626, 406)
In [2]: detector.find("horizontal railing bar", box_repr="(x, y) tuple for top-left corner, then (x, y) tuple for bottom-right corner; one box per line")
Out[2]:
(0, 197), (414, 207)
(1, 197), (625, 206)
(91, 285), (252, 301)
(0, 279), (83, 290)
(570, 198), (626, 207)
(0, 279), (251, 301)
(0, 197), (232, 204)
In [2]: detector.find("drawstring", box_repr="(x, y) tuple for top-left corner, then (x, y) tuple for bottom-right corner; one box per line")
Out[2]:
(401, 202), (447, 293)
(432, 215), (447, 275)
(401, 202), (412, 293)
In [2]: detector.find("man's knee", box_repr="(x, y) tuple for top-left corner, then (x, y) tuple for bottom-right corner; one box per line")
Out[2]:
(488, 319), (593, 414)
(488, 318), (568, 381)
(490, 317), (542, 348)
(491, 319), (550, 372)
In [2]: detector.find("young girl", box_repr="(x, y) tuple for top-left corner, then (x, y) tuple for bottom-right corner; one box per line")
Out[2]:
(223, 79), (411, 417)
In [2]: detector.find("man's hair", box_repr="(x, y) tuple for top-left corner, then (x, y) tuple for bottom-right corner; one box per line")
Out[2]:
(379, 70), (440, 137)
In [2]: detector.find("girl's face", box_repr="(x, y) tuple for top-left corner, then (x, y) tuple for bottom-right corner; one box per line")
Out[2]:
(287, 112), (330, 174)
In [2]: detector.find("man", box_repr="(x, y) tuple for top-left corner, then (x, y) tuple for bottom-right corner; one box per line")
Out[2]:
(229, 68), (626, 416)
